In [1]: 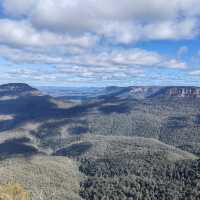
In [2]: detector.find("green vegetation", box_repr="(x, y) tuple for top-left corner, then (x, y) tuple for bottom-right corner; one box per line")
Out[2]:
(80, 159), (200, 200)
(53, 135), (200, 200)
(1, 84), (200, 199)
(0, 156), (81, 200)
(88, 98), (200, 153)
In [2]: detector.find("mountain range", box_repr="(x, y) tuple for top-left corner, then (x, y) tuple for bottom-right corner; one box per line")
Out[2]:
(0, 83), (200, 200)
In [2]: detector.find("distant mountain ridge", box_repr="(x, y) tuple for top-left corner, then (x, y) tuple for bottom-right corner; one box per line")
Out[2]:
(1, 83), (200, 199)
(100, 86), (200, 99)
(152, 86), (200, 98)
(0, 83), (40, 97)
(1, 83), (200, 100)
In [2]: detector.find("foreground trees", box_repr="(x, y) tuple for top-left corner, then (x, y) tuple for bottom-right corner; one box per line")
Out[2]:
(80, 156), (200, 200)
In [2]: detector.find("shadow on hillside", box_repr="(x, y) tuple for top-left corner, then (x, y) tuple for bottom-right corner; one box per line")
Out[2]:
(54, 142), (92, 157)
(166, 116), (188, 129)
(97, 87), (131, 100)
(0, 94), (135, 132)
(0, 119), (18, 132)
(68, 126), (88, 135)
(98, 103), (131, 114)
(0, 137), (38, 158)
(0, 95), (94, 132)
(195, 115), (200, 125)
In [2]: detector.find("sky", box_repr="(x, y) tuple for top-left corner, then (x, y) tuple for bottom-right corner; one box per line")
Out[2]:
(0, 0), (200, 87)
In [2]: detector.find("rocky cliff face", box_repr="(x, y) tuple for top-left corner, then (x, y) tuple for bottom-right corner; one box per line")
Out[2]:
(103, 86), (200, 99)
(168, 87), (200, 97)
(128, 86), (162, 99)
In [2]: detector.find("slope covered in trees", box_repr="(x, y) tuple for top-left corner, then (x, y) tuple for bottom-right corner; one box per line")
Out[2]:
(56, 135), (200, 200)
(0, 84), (200, 199)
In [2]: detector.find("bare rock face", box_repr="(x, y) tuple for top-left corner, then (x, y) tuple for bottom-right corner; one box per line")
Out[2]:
(127, 86), (200, 98)
(168, 87), (200, 97)
(103, 86), (200, 99)
(128, 86), (162, 99)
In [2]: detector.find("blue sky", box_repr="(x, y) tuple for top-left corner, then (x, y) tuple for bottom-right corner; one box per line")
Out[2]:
(0, 0), (200, 87)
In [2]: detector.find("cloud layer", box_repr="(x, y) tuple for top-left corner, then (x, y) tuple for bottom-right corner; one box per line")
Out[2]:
(2, 0), (200, 44)
(0, 0), (199, 85)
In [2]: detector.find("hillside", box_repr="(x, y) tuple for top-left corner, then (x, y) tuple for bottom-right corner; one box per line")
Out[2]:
(1, 84), (200, 149)
(0, 155), (81, 200)
(87, 96), (200, 155)
(1, 83), (200, 199)
(1, 84), (200, 154)
(1, 132), (200, 199)
(97, 86), (200, 100)
(0, 83), (78, 132)
(53, 135), (200, 200)
(0, 83), (39, 97)
(54, 134), (197, 161)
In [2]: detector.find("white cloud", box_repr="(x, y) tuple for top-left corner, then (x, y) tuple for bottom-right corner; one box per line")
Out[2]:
(99, 19), (198, 44)
(0, 45), (186, 70)
(2, 0), (200, 45)
(0, 45), (67, 64)
(66, 49), (187, 69)
(142, 19), (198, 40)
(0, 0), (196, 85)
(0, 19), (97, 48)
(189, 70), (200, 76)
(4, 0), (200, 23)
(162, 59), (187, 69)
(3, 0), (35, 16)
